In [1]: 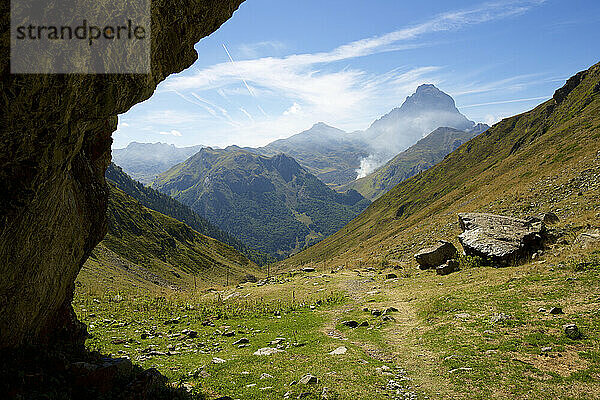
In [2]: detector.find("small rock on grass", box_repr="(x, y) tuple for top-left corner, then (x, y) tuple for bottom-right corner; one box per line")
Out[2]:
(299, 374), (319, 385)
(564, 324), (582, 340)
(342, 320), (359, 328)
(549, 307), (564, 315)
(233, 338), (250, 345)
(329, 346), (347, 355)
(254, 347), (285, 356)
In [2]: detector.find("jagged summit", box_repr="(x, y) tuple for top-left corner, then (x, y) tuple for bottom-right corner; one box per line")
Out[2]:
(399, 84), (460, 114)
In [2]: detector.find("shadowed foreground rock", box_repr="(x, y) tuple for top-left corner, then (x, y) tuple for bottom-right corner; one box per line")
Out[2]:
(457, 213), (546, 266)
(0, 0), (243, 397)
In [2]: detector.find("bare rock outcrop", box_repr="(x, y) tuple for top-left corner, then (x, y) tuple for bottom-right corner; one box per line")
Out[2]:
(457, 213), (546, 266)
(0, 0), (244, 350)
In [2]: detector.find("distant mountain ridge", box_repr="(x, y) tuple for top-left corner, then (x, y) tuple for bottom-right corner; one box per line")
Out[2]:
(112, 142), (204, 184)
(346, 123), (489, 200)
(153, 148), (371, 259)
(250, 84), (477, 187)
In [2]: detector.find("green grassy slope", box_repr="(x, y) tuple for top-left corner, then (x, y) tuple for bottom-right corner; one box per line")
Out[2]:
(283, 62), (600, 267)
(346, 124), (488, 200)
(106, 163), (274, 265)
(153, 148), (370, 259)
(78, 184), (262, 294)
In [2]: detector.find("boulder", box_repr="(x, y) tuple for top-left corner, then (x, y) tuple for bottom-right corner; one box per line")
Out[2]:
(436, 259), (460, 276)
(457, 213), (546, 266)
(415, 241), (458, 270)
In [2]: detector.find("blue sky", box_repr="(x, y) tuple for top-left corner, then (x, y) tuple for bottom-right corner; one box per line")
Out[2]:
(113, 0), (600, 149)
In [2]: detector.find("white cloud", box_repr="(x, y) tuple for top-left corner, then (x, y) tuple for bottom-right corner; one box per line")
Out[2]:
(159, 130), (183, 137)
(283, 102), (302, 116)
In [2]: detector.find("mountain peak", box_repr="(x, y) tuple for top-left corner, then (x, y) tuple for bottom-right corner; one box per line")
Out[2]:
(400, 84), (458, 113)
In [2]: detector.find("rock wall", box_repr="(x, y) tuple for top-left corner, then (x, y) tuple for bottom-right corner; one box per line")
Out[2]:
(0, 0), (244, 349)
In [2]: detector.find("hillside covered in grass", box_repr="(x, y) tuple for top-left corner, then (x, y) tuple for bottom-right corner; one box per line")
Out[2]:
(285, 62), (600, 268)
(78, 184), (262, 294)
(345, 124), (489, 200)
(106, 163), (274, 265)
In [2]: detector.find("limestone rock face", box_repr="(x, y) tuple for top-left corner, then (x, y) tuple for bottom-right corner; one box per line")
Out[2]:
(0, 0), (244, 349)
(457, 213), (546, 266)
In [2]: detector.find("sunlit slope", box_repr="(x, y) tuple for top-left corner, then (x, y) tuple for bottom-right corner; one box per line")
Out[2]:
(284, 62), (600, 267)
(78, 185), (262, 293)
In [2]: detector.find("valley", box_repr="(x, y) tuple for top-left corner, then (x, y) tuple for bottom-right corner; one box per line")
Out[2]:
(73, 64), (600, 399)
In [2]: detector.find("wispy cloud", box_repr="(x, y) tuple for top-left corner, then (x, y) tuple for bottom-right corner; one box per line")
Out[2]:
(159, 129), (183, 137)
(157, 0), (547, 146)
(460, 95), (551, 108)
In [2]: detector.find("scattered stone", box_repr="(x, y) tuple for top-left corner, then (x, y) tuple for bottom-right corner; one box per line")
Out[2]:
(299, 374), (319, 385)
(457, 213), (546, 266)
(449, 367), (473, 374)
(415, 241), (458, 270)
(254, 347), (285, 356)
(490, 313), (510, 324)
(436, 259), (460, 276)
(302, 267), (316, 272)
(246, 383), (257, 388)
(260, 373), (274, 379)
(342, 320), (359, 328)
(362, 307), (370, 312)
(385, 273), (398, 279)
(575, 233), (600, 249)
(539, 212), (560, 225)
(163, 317), (180, 325)
(329, 346), (347, 355)
(541, 347), (552, 353)
(382, 315), (395, 322)
(564, 324), (582, 340)
(212, 357), (226, 364)
(222, 331), (235, 337)
(538, 308), (547, 313)
(233, 338), (250, 346)
(454, 313), (471, 320)
(383, 307), (398, 314)
(549, 307), (564, 315)
(182, 329), (198, 338)
(371, 309), (382, 317)
(359, 321), (369, 327)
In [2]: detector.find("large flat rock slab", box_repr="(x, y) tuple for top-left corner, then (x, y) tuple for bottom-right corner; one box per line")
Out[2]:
(457, 213), (546, 266)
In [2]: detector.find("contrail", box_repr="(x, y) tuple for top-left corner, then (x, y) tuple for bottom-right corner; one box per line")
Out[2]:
(460, 95), (551, 108)
(222, 43), (268, 117)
